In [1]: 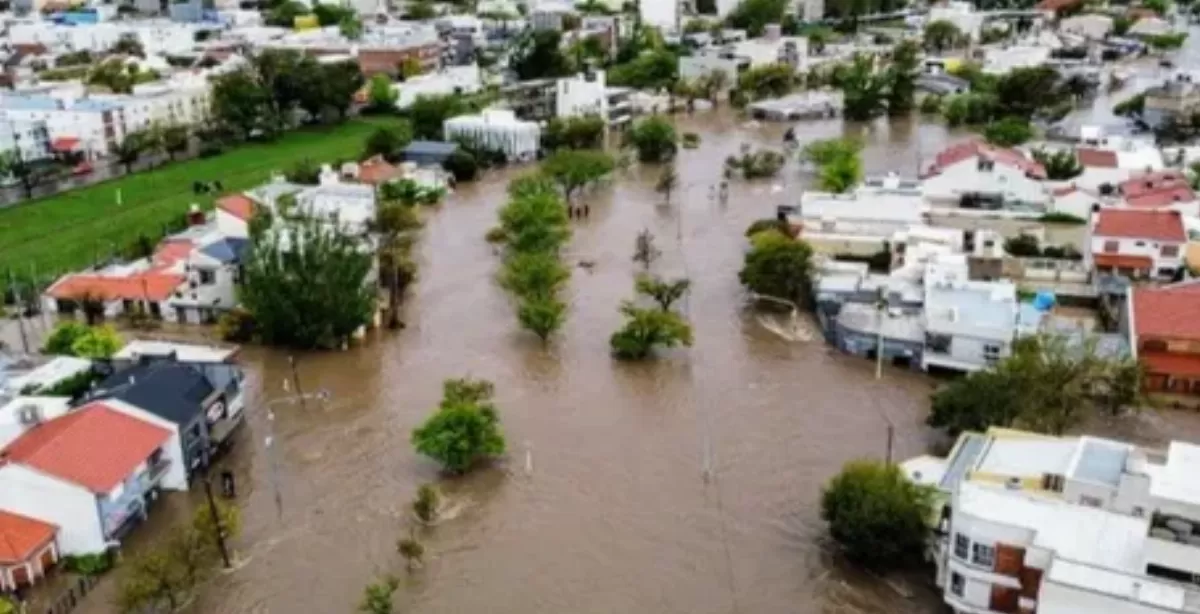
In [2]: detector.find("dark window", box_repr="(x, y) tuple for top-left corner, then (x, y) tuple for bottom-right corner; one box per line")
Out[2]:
(950, 572), (965, 597)
(1147, 563), (1198, 585)
(972, 543), (996, 567)
(954, 533), (969, 559)
(197, 269), (216, 285)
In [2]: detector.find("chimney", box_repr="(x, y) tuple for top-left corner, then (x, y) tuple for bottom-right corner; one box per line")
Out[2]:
(187, 203), (205, 226)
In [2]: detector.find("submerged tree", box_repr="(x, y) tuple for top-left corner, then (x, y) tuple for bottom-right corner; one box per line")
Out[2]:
(540, 149), (615, 203)
(412, 377), (507, 473)
(739, 229), (814, 306)
(610, 302), (694, 360)
(358, 576), (400, 614)
(821, 461), (934, 570)
(517, 296), (567, 342)
(1031, 148), (1083, 180)
(802, 138), (863, 193)
(632, 228), (662, 270)
(412, 483), (440, 523)
(241, 218), (375, 349)
(635, 275), (691, 312)
(628, 116), (678, 163)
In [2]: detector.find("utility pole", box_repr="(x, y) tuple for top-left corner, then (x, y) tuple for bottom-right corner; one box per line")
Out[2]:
(202, 473), (233, 568)
(7, 270), (29, 355)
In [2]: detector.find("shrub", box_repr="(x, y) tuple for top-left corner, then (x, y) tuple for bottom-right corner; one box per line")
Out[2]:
(217, 308), (256, 342)
(62, 552), (114, 576)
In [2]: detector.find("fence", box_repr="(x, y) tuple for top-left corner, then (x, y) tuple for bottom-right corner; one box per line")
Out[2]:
(40, 574), (99, 614)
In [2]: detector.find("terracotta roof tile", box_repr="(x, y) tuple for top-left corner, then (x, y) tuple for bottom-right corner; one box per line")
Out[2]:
(151, 240), (193, 270)
(1092, 209), (1186, 242)
(357, 156), (404, 186)
(1093, 253), (1154, 269)
(0, 510), (56, 565)
(927, 140), (1046, 179)
(215, 194), (255, 222)
(47, 272), (185, 302)
(1037, 0), (1080, 9)
(1120, 171), (1189, 198)
(0, 403), (170, 494)
(1133, 284), (1200, 342)
(1077, 148), (1118, 168)
(1126, 186), (1196, 209)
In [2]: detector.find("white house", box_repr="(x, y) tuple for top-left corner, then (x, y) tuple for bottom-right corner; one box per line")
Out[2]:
(1088, 208), (1188, 280)
(443, 108), (541, 162)
(905, 429), (1200, 614)
(393, 65), (483, 110)
(921, 255), (1018, 372)
(928, 2), (985, 41)
(0, 401), (186, 556)
(789, 174), (928, 255)
(1051, 185), (1103, 220)
(727, 26), (808, 73)
(922, 141), (1049, 209)
(678, 49), (747, 94)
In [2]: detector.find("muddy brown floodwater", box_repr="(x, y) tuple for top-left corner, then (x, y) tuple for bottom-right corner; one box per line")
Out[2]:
(40, 109), (1177, 614)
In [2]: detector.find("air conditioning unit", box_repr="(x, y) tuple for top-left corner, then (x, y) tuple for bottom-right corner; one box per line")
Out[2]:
(17, 404), (42, 426)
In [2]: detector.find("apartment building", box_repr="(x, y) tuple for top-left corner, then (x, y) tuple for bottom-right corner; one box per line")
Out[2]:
(0, 116), (51, 163)
(8, 20), (203, 56)
(0, 95), (123, 160)
(264, 24), (443, 76)
(906, 428), (1200, 614)
(554, 69), (634, 128)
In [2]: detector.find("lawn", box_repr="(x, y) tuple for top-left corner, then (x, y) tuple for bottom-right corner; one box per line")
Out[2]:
(0, 116), (403, 281)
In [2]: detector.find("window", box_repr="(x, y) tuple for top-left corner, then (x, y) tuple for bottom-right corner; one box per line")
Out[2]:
(1103, 240), (1120, 253)
(1133, 506), (1145, 518)
(954, 533), (969, 559)
(950, 572), (965, 597)
(197, 268), (216, 285)
(1080, 495), (1103, 508)
(1136, 241), (1146, 247)
(972, 543), (996, 567)
(1162, 244), (1180, 257)
(1041, 473), (1065, 492)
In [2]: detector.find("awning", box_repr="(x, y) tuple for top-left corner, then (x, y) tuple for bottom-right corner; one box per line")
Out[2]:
(1093, 253), (1153, 270)
(50, 137), (80, 152)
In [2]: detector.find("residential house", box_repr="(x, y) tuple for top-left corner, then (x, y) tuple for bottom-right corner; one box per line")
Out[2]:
(1142, 73), (1200, 130)
(904, 428), (1200, 614)
(981, 45), (1051, 75)
(678, 48), (748, 96)
(922, 141), (1049, 210)
(42, 213), (245, 325)
(1129, 281), (1200, 397)
(215, 193), (254, 238)
(1117, 171), (1200, 217)
(112, 340), (240, 367)
(1067, 135), (1165, 195)
(921, 255), (1019, 372)
(726, 25), (807, 73)
(0, 510), (58, 591)
(1051, 185), (1103, 221)
(91, 358), (245, 478)
(1087, 208), (1187, 280)
(928, 1), (985, 41)
(401, 141), (460, 167)
(1060, 13), (1114, 39)
(0, 402), (186, 555)
(554, 69), (633, 128)
(787, 174), (928, 256)
(0, 116), (50, 164)
(392, 64), (482, 110)
(1129, 16), (1173, 37)
(443, 109), (540, 162)
(262, 23), (442, 76)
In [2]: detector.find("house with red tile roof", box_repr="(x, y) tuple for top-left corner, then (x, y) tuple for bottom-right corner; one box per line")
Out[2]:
(1088, 209), (1188, 280)
(42, 209), (248, 326)
(1117, 170), (1200, 216)
(1129, 281), (1200, 397)
(921, 141), (1051, 209)
(215, 194), (254, 239)
(0, 402), (186, 555)
(0, 509), (57, 592)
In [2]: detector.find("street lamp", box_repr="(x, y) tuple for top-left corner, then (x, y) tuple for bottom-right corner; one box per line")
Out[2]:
(873, 288), (895, 464)
(263, 389), (331, 521)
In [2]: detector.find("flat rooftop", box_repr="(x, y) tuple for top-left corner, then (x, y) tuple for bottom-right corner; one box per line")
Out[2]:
(1150, 441), (1200, 507)
(114, 340), (238, 364)
(1067, 437), (1132, 488)
(975, 435), (1077, 480)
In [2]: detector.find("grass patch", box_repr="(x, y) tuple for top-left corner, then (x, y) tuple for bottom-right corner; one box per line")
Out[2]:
(1038, 212), (1087, 225)
(0, 117), (404, 278)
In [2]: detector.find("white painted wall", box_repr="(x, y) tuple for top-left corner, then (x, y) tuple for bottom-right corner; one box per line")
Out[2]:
(0, 464), (105, 555)
(1039, 580), (1169, 614)
(1087, 234), (1185, 275)
(923, 161), (1050, 207)
(215, 209), (250, 239)
(556, 71), (608, 119)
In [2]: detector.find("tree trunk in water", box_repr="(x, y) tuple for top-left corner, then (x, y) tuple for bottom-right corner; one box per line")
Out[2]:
(386, 266), (402, 329)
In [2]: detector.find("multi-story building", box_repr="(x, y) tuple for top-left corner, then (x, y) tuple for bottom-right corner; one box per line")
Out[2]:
(0, 95), (123, 160)
(554, 69), (634, 128)
(905, 428), (1200, 614)
(922, 141), (1050, 210)
(0, 116), (51, 163)
(8, 19), (204, 56)
(1087, 208), (1187, 280)
(91, 73), (213, 134)
(264, 24), (442, 77)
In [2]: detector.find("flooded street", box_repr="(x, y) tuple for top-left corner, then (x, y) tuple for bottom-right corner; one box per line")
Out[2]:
(36, 54), (1200, 613)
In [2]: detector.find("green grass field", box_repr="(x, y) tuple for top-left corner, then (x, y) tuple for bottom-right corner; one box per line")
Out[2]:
(0, 117), (403, 280)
